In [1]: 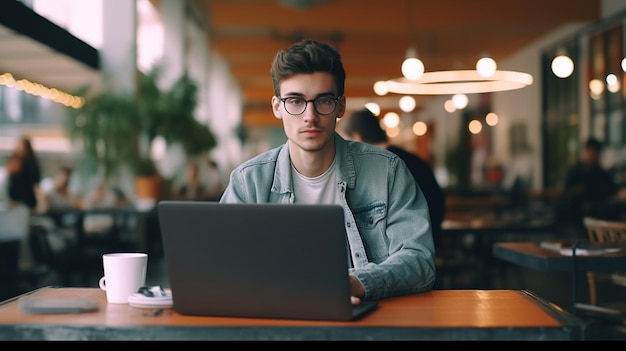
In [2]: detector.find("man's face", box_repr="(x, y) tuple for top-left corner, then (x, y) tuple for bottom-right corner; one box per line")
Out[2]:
(583, 146), (599, 165)
(271, 72), (345, 155)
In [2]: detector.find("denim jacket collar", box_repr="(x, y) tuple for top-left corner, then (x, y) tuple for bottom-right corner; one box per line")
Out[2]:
(271, 132), (356, 196)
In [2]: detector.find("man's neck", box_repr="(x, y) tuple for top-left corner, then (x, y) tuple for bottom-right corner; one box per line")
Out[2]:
(288, 141), (336, 178)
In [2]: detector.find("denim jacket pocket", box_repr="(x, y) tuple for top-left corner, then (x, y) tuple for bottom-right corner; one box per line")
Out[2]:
(351, 202), (390, 261)
(352, 202), (386, 229)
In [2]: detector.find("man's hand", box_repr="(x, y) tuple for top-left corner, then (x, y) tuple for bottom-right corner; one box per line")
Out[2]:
(349, 275), (365, 305)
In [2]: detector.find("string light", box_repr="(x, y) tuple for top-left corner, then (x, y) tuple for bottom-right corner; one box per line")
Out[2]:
(0, 73), (84, 108)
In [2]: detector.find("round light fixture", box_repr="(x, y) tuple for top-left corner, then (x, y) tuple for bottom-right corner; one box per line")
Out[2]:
(383, 112), (400, 128)
(364, 102), (381, 116)
(607, 73), (620, 93)
(589, 78), (604, 99)
(551, 54), (574, 78)
(401, 46), (424, 81)
(412, 121), (427, 136)
(476, 57), (497, 77)
(373, 80), (389, 96)
(485, 112), (499, 126)
(399, 96), (417, 112)
(452, 94), (468, 109)
(468, 120), (483, 134)
(382, 70), (533, 95)
(401, 57), (425, 80)
(444, 99), (456, 113)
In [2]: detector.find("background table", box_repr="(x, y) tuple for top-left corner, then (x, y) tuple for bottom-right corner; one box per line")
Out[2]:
(493, 241), (626, 313)
(493, 241), (626, 272)
(438, 215), (557, 289)
(0, 286), (584, 340)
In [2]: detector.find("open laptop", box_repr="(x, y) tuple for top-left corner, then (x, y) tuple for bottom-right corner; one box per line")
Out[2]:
(157, 201), (378, 321)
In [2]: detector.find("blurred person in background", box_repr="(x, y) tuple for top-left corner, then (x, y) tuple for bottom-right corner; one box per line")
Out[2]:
(81, 182), (131, 236)
(173, 162), (209, 201)
(556, 137), (619, 230)
(42, 165), (84, 237)
(7, 136), (44, 214)
(44, 165), (84, 211)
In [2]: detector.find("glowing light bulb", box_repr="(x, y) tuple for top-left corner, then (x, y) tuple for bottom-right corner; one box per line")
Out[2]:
(551, 54), (574, 78)
(444, 99), (456, 113)
(589, 79), (604, 100)
(485, 112), (499, 126)
(365, 102), (381, 116)
(373, 81), (388, 96)
(468, 120), (482, 134)
(399, 96), (416, 112)
(476, 57), (497, 77)
(607, 73), (620, 93)
(412, 121), (427, 136)
(452, 94), (468, 109)
(402, 57), (424, 80)
(383, 112), (400, 128)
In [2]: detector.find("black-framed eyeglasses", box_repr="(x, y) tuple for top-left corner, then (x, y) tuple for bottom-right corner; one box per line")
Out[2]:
(278, 96), (341, 116)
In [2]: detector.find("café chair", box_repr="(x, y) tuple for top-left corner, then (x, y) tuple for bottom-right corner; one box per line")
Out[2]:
(25, 221), (78, 288)
(0, 204), (60, 297)
(0, 203), (31, 299)
(583, 216), (626, 306)
(571, 216), (626, 339)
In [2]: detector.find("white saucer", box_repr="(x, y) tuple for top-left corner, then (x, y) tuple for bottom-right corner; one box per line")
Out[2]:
(128, 289), (173, 309)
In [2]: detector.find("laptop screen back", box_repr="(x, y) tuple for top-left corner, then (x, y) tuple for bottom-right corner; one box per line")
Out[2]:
(157, 201), (375, 321)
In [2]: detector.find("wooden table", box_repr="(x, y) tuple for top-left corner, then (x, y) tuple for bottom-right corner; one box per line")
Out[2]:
(493, 241), (626, 313)
(438, 216), (557, 289)
(0, 286), (585, 340)
(492, 241), (626, 273)
(441, 216), (555, 236)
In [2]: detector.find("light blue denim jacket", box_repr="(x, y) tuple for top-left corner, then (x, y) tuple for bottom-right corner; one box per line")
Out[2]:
(220, 132), (436, 300)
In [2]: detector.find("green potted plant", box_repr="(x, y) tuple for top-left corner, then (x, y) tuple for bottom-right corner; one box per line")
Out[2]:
(65, 68), (217, 201)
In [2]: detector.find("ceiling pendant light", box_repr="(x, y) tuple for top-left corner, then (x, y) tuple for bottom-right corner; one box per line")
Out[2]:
(364, 102), (381, 116)
(373, 0), (532, 96)
(399, 95), (417, 112)
(381, 70), (533, 95)
(401, 46), (424, 81)
(476, 53), (497, 78)
(452, 93), (468, 109)
(551, 48), (574, 78)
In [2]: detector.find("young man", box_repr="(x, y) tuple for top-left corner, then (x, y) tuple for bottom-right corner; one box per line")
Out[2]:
(220, 39), (435, 303)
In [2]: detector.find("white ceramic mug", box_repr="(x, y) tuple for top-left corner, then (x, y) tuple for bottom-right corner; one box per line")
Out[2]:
(99, 253), (148, 304)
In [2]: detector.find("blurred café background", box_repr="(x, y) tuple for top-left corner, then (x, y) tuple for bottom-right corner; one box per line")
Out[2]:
(1, 0), (626, 322)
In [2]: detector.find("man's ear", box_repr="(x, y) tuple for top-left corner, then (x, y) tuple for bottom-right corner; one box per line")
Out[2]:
(335, 96), (347, 119)
(271, 96), (283, 119)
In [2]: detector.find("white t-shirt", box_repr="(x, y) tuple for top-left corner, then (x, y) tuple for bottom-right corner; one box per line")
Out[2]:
(291, 158), (339, 205)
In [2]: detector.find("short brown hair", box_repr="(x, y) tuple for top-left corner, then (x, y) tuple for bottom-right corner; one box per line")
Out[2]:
(270, 39), (345, 98)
